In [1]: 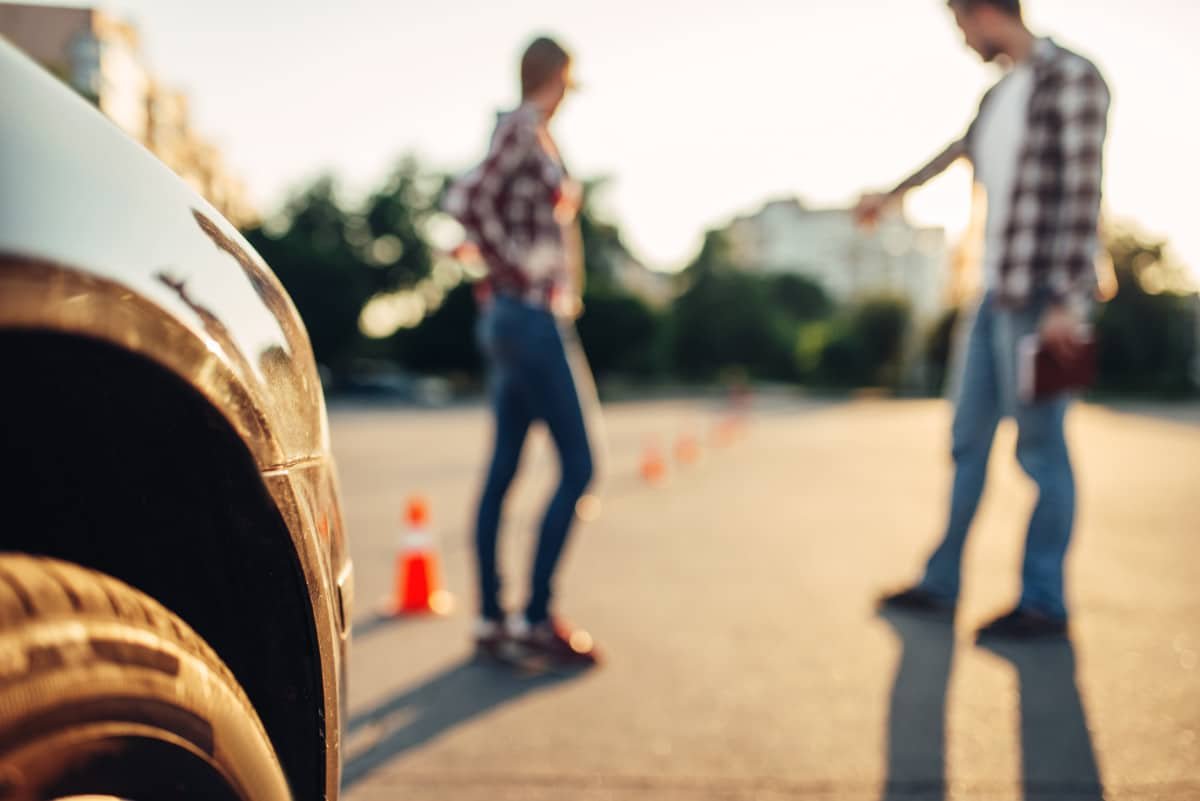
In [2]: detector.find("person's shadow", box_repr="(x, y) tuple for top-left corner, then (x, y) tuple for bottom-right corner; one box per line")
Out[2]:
(342, 657), (579, 789)
(979, 636), (1105, 801)
(878, 608), (1104, 800)
(878, 607), (956, 800)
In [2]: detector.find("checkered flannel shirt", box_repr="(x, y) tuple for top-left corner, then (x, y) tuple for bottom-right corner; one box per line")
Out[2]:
(445, 103), (569, 309)
(892, 39), (1111, 311)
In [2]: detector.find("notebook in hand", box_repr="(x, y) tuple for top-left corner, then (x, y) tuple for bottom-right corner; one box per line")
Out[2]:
(1017, 332), (1098, 403)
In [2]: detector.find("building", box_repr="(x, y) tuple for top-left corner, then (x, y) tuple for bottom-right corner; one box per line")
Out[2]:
(0, 3), (255, 227)
(722, 197), (949, 322)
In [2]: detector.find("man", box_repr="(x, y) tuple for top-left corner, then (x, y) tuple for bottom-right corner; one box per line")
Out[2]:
(858, 0), (1110, 639)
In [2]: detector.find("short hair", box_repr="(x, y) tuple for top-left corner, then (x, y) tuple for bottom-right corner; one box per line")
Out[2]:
(948, 0), (1022, 18)
(521, 36), (570, 98)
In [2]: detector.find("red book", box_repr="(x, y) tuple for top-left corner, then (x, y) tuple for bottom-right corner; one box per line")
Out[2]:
(1017, 332), (1098, 403)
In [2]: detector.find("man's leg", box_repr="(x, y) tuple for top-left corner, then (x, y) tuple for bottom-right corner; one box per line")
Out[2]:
(1012, 396), (1075, 620)
(919, 297), (1004, 602)
(988, 301), (1076, 626)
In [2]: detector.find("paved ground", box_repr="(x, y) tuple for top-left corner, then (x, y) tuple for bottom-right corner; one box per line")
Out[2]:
(331, 396), (1200, 800)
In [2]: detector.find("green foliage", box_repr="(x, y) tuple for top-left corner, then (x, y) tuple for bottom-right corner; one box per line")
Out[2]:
(359, 158), (441, 294)
(244, 177), (373, 372)
(794, 321), (831, 378)
(576, 291), (661, 378)
(576, 179), (623, 293)
(392, 282), (481, 377)
(243, 162), (445, 375)
(668, 231), (835, 382)
(769, 273), (835, 321)
(923, 307), (961, 396)
(1095, 231), (1198, 396)
(671, 271), (787, 380)
(242, 157), (1195, 399)
(817, 297), (913, 388)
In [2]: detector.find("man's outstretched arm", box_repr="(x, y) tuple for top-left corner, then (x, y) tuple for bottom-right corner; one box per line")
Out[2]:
(854, 137), (968, 226)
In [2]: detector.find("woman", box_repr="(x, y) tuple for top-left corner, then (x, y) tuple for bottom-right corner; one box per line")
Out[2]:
(446, 36), (600, 668)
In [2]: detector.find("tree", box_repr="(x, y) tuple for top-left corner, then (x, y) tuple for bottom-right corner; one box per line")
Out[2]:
(768, 273), (834, 322)
(576, 292), (661, 378)
(243, 159), (452, 380)
(393, 282), (481, 377)
(244, 176), (373, 373)
(571, 179), (667, 379)
(923, 307), (961, 396)
(818, 297), (913, 388)
(576, 179), (623, 293)
(668, 231), (800, 381)
(1095, 229), (1198, 396)
(359, 158), (440, 295)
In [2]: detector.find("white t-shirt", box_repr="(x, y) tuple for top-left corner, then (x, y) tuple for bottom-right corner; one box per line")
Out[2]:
(974, 60), (1035, 290)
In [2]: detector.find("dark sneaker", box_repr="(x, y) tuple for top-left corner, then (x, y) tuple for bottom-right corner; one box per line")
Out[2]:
(976, 608), (1068, 641)
(514, 617), (602, 670)
(473, 618), (515, 662)
(878, 586), (956, 620)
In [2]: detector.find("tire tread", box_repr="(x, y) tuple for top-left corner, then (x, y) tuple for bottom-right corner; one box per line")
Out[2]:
(0, 553), (266, 753)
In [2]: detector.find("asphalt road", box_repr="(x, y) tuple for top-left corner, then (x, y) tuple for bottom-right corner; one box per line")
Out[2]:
(331, 396), (1200, 800)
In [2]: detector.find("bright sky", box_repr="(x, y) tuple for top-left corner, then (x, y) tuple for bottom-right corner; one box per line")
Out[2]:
(26, 1), (1199, 276)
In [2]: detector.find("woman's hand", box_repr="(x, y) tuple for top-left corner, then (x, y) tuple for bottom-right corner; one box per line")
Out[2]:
(553, 292), (584, 321)
(555, 179), (583, 225)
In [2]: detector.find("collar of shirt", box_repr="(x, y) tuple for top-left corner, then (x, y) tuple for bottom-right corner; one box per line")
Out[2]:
(1028, 37), (1059, 70)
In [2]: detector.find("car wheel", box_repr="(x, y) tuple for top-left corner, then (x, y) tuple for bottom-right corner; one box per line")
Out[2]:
(0, 554), (291, 801)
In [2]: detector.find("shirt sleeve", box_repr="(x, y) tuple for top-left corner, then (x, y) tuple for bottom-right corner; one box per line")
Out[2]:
(889, 137), (967, 197)
(1047, 62), (1110, 308)
(456, 110), (538, 277)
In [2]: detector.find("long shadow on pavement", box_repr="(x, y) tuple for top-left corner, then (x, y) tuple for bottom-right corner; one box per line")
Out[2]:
(878, 607), (956, 800)
(342, 657), (579, 789)
(979, 636), (1104, 800)
(878, 607), (1104, 800)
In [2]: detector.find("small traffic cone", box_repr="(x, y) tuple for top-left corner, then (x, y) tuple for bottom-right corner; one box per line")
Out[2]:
(712, 416), (738, 448)
(640, 440), (668, 485)
(729, 379), (752, 417)
(675, 432), (701, 466)
(387, 496), (453, 616)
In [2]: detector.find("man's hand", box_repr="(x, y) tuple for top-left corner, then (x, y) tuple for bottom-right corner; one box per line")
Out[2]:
(853, 192), (897, 229)
(1039, 304), (1085, 362)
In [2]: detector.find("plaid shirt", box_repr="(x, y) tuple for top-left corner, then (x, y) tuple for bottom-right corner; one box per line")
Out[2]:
(445, 103), (572, 309)
(892, 39), (1111, 310)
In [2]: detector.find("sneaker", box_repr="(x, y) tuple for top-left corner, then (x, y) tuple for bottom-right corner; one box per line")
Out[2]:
(976, 607), (1068, 641)
(512, 616), (601, 669)
(878, 585), (956, 620)
(473, 617), (513, 662)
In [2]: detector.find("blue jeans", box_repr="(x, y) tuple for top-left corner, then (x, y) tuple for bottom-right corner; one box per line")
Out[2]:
(475, 296), (594, 624)
(920, 293), (1076, 621)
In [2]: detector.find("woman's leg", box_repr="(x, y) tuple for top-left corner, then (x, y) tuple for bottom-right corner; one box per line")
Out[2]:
(524, 322), (594, 625)
(475, 305), (535, 622)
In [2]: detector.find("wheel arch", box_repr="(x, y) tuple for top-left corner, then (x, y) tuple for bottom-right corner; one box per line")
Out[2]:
(0, 327), (333, 801)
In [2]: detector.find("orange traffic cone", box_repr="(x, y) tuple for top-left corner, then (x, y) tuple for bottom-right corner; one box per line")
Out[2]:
(640, 440), (668, 485)
(675, 432), (701, 466)
(712, 416), (738, 448)
(387, 496), (453, 616)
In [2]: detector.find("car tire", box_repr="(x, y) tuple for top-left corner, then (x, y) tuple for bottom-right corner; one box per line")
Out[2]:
(0, 554), (292, 801)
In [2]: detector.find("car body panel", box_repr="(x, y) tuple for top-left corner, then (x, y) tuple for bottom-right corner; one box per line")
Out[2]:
(0, 38), (324, 469)
(0, 39), (348, 799)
